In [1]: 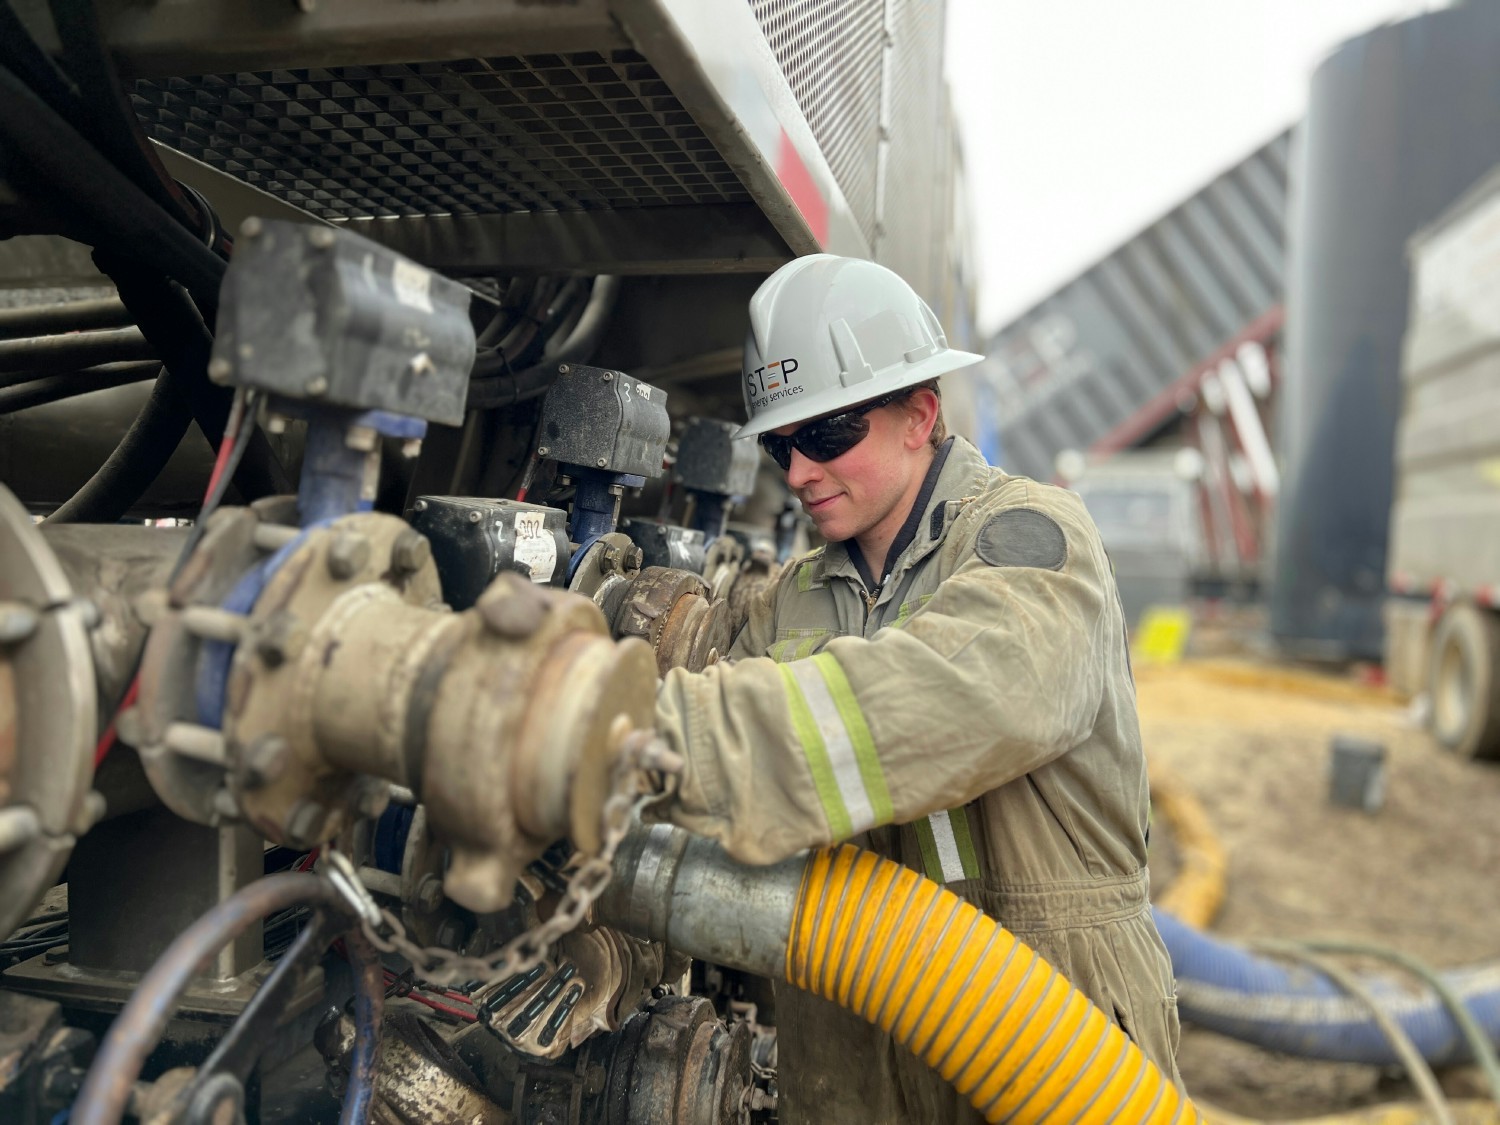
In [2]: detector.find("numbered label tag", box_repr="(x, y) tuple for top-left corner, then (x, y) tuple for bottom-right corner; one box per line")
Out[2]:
(507, 510), (556, 584)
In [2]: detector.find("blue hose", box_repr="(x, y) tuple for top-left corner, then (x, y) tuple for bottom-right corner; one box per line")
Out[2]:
(1154, 907), (1500, 1065)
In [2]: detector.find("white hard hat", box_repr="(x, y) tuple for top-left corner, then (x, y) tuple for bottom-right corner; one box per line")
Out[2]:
(736, 254), (984, 439)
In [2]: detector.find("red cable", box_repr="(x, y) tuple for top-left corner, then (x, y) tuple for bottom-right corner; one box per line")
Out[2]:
(201, 402), (241, 500)
(382, 969), (477, 1021)
(403, 992), (478, 1022)
(93, 678), (138, 769)
(294, 848), (321, 872)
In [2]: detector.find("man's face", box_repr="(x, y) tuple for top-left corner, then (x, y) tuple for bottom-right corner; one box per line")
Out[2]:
(772, 400), (925, 544)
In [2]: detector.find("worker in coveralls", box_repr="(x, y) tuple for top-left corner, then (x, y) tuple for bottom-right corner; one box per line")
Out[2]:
(652, 254), (1182, 1121)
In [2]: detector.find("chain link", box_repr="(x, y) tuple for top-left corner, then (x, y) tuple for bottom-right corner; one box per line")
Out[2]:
(331, 731), (670, 989)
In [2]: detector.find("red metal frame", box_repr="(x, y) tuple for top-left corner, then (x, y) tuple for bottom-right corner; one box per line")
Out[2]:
(1087, 304), (1285, 459)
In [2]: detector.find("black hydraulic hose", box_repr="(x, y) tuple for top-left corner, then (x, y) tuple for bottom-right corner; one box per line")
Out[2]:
(0, 1), (82, 122)
(42, 364), (193, 523)
(0, 362), (158, 414)
(0, 326), (154, 375)
(340, 930), (386, 1125)
(510, 277), (586, 369)
(0, 64), (226, 315)
(473, 277), (561, 378)
(467, 362), (562, 409)
(71, 874), (348, 1125)
(464, 276), (616, 410)
(544, 275), (619, 366)
(475, 276), (528, 349)
(97, 256), (289, 500)
(47, 0), (209, 237)
(0, 296), (132, 340)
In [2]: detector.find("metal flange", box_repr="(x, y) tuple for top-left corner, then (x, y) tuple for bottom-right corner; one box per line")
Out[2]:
(613, 566), (732, 676)
(0, 485), (98, 938)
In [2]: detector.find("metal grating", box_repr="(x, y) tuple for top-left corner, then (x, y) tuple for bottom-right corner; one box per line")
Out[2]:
(879, 0), (948, 298)
(983, 131), (1291, 480)
(131, 50), (752, 221)
(749, 0), (886, 245)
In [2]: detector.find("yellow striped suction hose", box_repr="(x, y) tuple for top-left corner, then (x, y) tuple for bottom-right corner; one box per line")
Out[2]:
(790, 845), (1200, 1125)
(602, 826), (1202, 1125)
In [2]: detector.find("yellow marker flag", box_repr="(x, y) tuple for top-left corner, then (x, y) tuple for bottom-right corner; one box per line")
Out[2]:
(1132, 605), (1192, 665)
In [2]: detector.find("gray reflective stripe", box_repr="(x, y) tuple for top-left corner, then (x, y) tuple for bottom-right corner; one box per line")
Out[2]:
(784, 657), (878, 833)
(926, 809), (969, 883)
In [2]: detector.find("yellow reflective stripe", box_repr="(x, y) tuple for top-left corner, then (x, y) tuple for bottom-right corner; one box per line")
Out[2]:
(912, 816), (946, 882)
(782, 655), (884, 834)
(796, 562), (814, 592)
(892, 593), (936, 630)
(809, 652), (893, 826)
(947, 805), (982, 880)
(778, 664), (852, 838)
(769, 639), (795, 663)
(794, 633), (824, 660)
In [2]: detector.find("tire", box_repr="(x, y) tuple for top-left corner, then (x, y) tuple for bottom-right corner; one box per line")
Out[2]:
(1427, 602), (1500, 760)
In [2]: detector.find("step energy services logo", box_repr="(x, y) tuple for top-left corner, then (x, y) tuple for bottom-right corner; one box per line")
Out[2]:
(747, 357), (803, 408)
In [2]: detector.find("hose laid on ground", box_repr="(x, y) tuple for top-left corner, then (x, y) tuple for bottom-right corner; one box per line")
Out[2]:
(1154, 906), (1500, 1068)
(1148, 766), (1500, 1074)
(1301, 940), (1500, 1105)
(601, 826), (1200, 1124)
(1251, 940), (1454, 1125)
(1149, 764), (1228, 929)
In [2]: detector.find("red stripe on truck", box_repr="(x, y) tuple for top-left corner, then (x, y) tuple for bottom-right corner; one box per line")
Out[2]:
(776, 130), (829, 247)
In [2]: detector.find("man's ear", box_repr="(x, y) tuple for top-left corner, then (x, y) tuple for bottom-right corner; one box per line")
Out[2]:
(902, 388), (941, 450)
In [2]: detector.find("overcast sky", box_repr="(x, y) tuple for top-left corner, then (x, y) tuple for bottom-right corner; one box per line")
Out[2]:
(943, 0), (1450, 336)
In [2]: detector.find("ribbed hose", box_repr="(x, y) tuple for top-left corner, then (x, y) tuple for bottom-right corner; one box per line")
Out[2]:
(1155, 909), (1500, 1066)
(790, 846), (1202, 1125)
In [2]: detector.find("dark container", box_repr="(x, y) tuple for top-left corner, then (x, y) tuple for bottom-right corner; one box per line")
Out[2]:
(1271, 5), (1500, 660)
(1328, 735), (1387, 813)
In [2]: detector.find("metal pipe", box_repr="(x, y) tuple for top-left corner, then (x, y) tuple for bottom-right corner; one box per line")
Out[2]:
(0, 805), (41, 852)
(340, 929), (386, 1125)
(39, 524), (190, 721)
(599, 823), (799, 978)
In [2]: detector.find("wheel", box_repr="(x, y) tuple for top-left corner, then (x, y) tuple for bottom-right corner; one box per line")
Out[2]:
(1427, 602), (1500, 760)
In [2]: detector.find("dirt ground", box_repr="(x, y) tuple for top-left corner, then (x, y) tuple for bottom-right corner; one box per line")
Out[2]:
(1137, 643), (1500, 1119)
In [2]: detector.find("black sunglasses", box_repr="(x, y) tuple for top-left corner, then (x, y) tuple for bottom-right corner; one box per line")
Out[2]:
(757, 391), (909, 471)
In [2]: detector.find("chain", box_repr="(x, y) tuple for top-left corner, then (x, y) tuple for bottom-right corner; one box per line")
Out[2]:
(324, 731), (671, 989)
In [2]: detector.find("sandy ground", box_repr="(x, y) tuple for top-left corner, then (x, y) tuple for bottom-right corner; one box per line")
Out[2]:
(1137, 654), (1500, 1118)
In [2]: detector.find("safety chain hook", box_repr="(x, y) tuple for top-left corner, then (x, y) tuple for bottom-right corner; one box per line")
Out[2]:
(322, 731), (675, 988)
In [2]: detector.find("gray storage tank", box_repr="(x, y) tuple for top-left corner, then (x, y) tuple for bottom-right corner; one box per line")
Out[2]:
(1271, 3), (1500, 660)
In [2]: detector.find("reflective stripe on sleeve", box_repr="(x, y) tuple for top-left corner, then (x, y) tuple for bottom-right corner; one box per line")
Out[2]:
(777, 652), (892, 837)
(914, 807), (982, 883)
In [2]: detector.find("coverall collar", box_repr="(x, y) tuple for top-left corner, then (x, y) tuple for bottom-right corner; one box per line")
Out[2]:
(816, 435), (994, 592)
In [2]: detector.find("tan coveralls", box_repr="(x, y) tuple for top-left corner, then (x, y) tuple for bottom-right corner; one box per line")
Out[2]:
(654, 436), (1181, 1122)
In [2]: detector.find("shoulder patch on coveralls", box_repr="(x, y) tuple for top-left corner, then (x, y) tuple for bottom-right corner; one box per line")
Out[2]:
(975, 508), (1068, 570)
